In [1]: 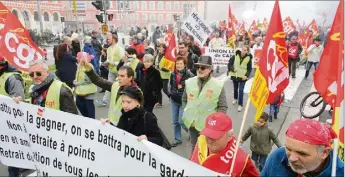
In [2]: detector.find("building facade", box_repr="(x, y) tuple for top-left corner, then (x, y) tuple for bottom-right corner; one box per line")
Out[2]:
(1, 1), (64, 34)
(62, 1), (202, 33)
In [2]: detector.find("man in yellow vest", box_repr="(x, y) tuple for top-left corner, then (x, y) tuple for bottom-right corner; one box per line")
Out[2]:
(97, 33), (125, 107)
(182, 55), (228, 151)
(0, 58), (29, 177)
(227, 45), (253, 112)
(81, 57), (138, 124)
(27, 59), (78, 114)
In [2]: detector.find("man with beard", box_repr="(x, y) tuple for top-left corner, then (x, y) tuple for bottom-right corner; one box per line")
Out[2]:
(182, 56), (228, 151)
(178, 41), (199, 75)
(261, 119), (344, 176)
(186, 35), (201, 57)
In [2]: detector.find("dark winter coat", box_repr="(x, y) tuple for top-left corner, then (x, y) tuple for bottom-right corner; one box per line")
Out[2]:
(168, 68), (194, 104)
(71, 41), (81, 57)
(181, 52), (199, 75)
(227, 50), (253, 81)
(55, 52), (77, 85)
(137, 66), (162, 110)
(117, 107), (163, 146)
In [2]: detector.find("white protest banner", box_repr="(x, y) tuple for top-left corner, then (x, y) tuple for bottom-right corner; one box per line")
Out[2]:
(204, 47), (235, 67)
(181, 11), (212, 46)
(0, 95), (221, 176)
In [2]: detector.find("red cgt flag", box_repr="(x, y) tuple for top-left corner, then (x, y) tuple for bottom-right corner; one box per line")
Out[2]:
(159, 32), (177, 72)
(282, 16), (296, 35)
(307, 19), (319, 36)
(227, 4), (236, 49)
(249, 0), (289, 120)
(0, 2), (44, 72)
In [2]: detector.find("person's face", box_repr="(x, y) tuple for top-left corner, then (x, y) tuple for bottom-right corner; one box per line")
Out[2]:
(186, 37), (191, 45)
(175, 60), (185, 71)
(144, 41), (149, 47)
(215, 32), (220, 38)
(206, 133), (229, 154)
(315, 40), (320, 46)
(144, 60), (153, 69)
(291, 36), (298, 43)
(121, 95), (139, 112)
(29, 64), (49, 85)
(92, 31), (98, 37)
(196, 65), (211, 78)
(241, 47), (248, 56)
(254, 118), (266, 127)
(256, 38), (262, 44)
(178, 44), (188, 55)
(118, 70), (132, 86)
(285, 137), (330, 174)
(107, 35), (113, 44)
(158, 46), (165, 54)
(133, 39), (138, 44)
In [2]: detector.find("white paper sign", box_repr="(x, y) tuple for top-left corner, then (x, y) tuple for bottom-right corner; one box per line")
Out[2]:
(0, 95), (221, 176)
(204, 47), (235, 67)
(181, 11), (212, 46)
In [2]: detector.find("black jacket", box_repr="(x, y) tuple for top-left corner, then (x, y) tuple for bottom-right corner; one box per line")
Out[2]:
(71, 41), (81, 57)
(91, 37), (102, 56)
(189, 45), (202, 57)
(137, 66), (162, 109)
(181, 52), (199, 75)
(55, 52), (77, 84)
(227, 50), (253, 81)
(168, 68), (194, 104)
(117, 107), (163, 146)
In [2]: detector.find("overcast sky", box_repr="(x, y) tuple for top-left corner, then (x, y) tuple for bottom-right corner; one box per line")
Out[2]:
(205, 1), (338, 28)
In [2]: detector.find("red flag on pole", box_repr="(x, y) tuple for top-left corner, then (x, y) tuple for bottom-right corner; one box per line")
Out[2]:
(227, 4), (236, 49)
(0, 2), (44, 72)
(249, 0), (289, 120)
(159, 33), (177, 72)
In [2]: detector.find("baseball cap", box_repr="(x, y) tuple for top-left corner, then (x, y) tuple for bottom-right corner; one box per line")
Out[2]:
(200, 112), (232, 140)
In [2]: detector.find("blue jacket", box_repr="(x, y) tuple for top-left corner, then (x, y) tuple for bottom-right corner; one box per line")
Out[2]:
(261, 147), (344, 177)
(83, 44), (97, 69)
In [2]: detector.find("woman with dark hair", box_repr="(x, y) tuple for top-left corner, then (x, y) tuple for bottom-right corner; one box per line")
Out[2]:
(167, 56), (194, 147)
(55, 43), (77, 89)
(154, 43), (170, 108)
(101, 86), (163, 146)
(117, 47), (143, 84)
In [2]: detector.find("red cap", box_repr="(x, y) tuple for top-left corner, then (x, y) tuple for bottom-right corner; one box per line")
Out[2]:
(200, 112), (232, 140)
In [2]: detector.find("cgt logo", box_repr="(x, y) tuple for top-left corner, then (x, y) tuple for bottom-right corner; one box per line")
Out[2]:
(4, 31), (42, 70)
(45, 100), (55, 108)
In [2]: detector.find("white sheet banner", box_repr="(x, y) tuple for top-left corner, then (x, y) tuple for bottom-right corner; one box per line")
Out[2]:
(204, 47), (235, 67)
(0, 95), (220, 176)
(181, 11), (212, 46)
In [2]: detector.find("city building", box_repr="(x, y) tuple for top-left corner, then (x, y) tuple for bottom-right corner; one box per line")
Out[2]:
(62, 1), (203, 33)
(2, 1), (64, 34)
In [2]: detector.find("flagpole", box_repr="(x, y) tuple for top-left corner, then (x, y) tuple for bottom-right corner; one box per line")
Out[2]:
(229, 97), (251, 175)
(331, 138), (339, 176)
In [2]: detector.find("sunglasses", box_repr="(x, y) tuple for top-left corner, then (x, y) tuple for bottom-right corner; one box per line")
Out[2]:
(29, 71), (42, 77)
(196, 65), (208, 71)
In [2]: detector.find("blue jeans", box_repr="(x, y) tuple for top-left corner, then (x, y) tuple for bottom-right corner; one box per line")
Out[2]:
(269, 104), (280, 119)
(251, 152), (267, 171)
(171, 99), (188, 142)
(233, 80), (246, 106)
(76, 96), (96, 119)
(305, 61), (319, 78)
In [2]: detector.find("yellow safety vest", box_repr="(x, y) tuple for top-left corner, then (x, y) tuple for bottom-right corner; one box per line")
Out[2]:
(108, 82), (123, 124)
(228, 54), (250, 78)
(0, 72), (18, 96)
(30, 80), (68, 110)
(108, 45), (121, 73)
(129, 58), (140, 78)
(75, 65), (97, 96)
(182, 77), (224, 131)
(158, 57), (171, 80)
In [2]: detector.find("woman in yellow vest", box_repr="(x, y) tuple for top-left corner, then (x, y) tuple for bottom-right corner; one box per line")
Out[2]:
(154, 43), (170, 108)
(227, 46), (253, 112)
(74, 52), (98, 119)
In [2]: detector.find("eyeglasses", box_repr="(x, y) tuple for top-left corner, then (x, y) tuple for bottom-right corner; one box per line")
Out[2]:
(196, 65), (208, 71)
(29, 71), (42, 77)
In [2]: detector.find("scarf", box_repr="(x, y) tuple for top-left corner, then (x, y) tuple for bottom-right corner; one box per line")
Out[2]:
(30, 73), (55, 104)
(175, 69), (185, 84)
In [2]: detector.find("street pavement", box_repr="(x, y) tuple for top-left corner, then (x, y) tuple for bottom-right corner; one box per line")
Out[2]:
(0, 48), (332, 175)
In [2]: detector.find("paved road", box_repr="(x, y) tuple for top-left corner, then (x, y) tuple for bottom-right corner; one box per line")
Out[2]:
(0, 48), (331, 175)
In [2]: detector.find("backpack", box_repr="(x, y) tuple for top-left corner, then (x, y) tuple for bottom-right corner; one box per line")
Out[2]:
(143, 112), (172, 150)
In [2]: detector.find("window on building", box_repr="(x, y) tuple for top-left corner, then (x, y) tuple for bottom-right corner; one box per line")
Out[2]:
(53, 12), (59, 21)
(142, 14), (148, 21)
(158, 2), (163, 10)
(149, 1), (155, 10)
(141, 2), (147, 10)
(133, 1), (139, 10)
(158, 14), (163, 21)
(134, 13), (138, 20)
(166, 14), (171, 21)
(11, 10), (18, 18)
(43, 12), (49, 21)
(174, 2), (179, 10)
(149, 14), (156, 21)
(166, 2), (171, 10)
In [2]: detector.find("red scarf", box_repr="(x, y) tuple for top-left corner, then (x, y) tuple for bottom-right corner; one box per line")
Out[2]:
(175, 70), (182, 84)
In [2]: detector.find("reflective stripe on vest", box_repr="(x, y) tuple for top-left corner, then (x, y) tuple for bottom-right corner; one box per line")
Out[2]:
(228, 54), (250, 78)
(182, 77), (224, 131)
(75, 66), (97, 95)
(0, 73), (16, 96)
(108, 45), (121, 73)
(108, 82), (122, 124)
